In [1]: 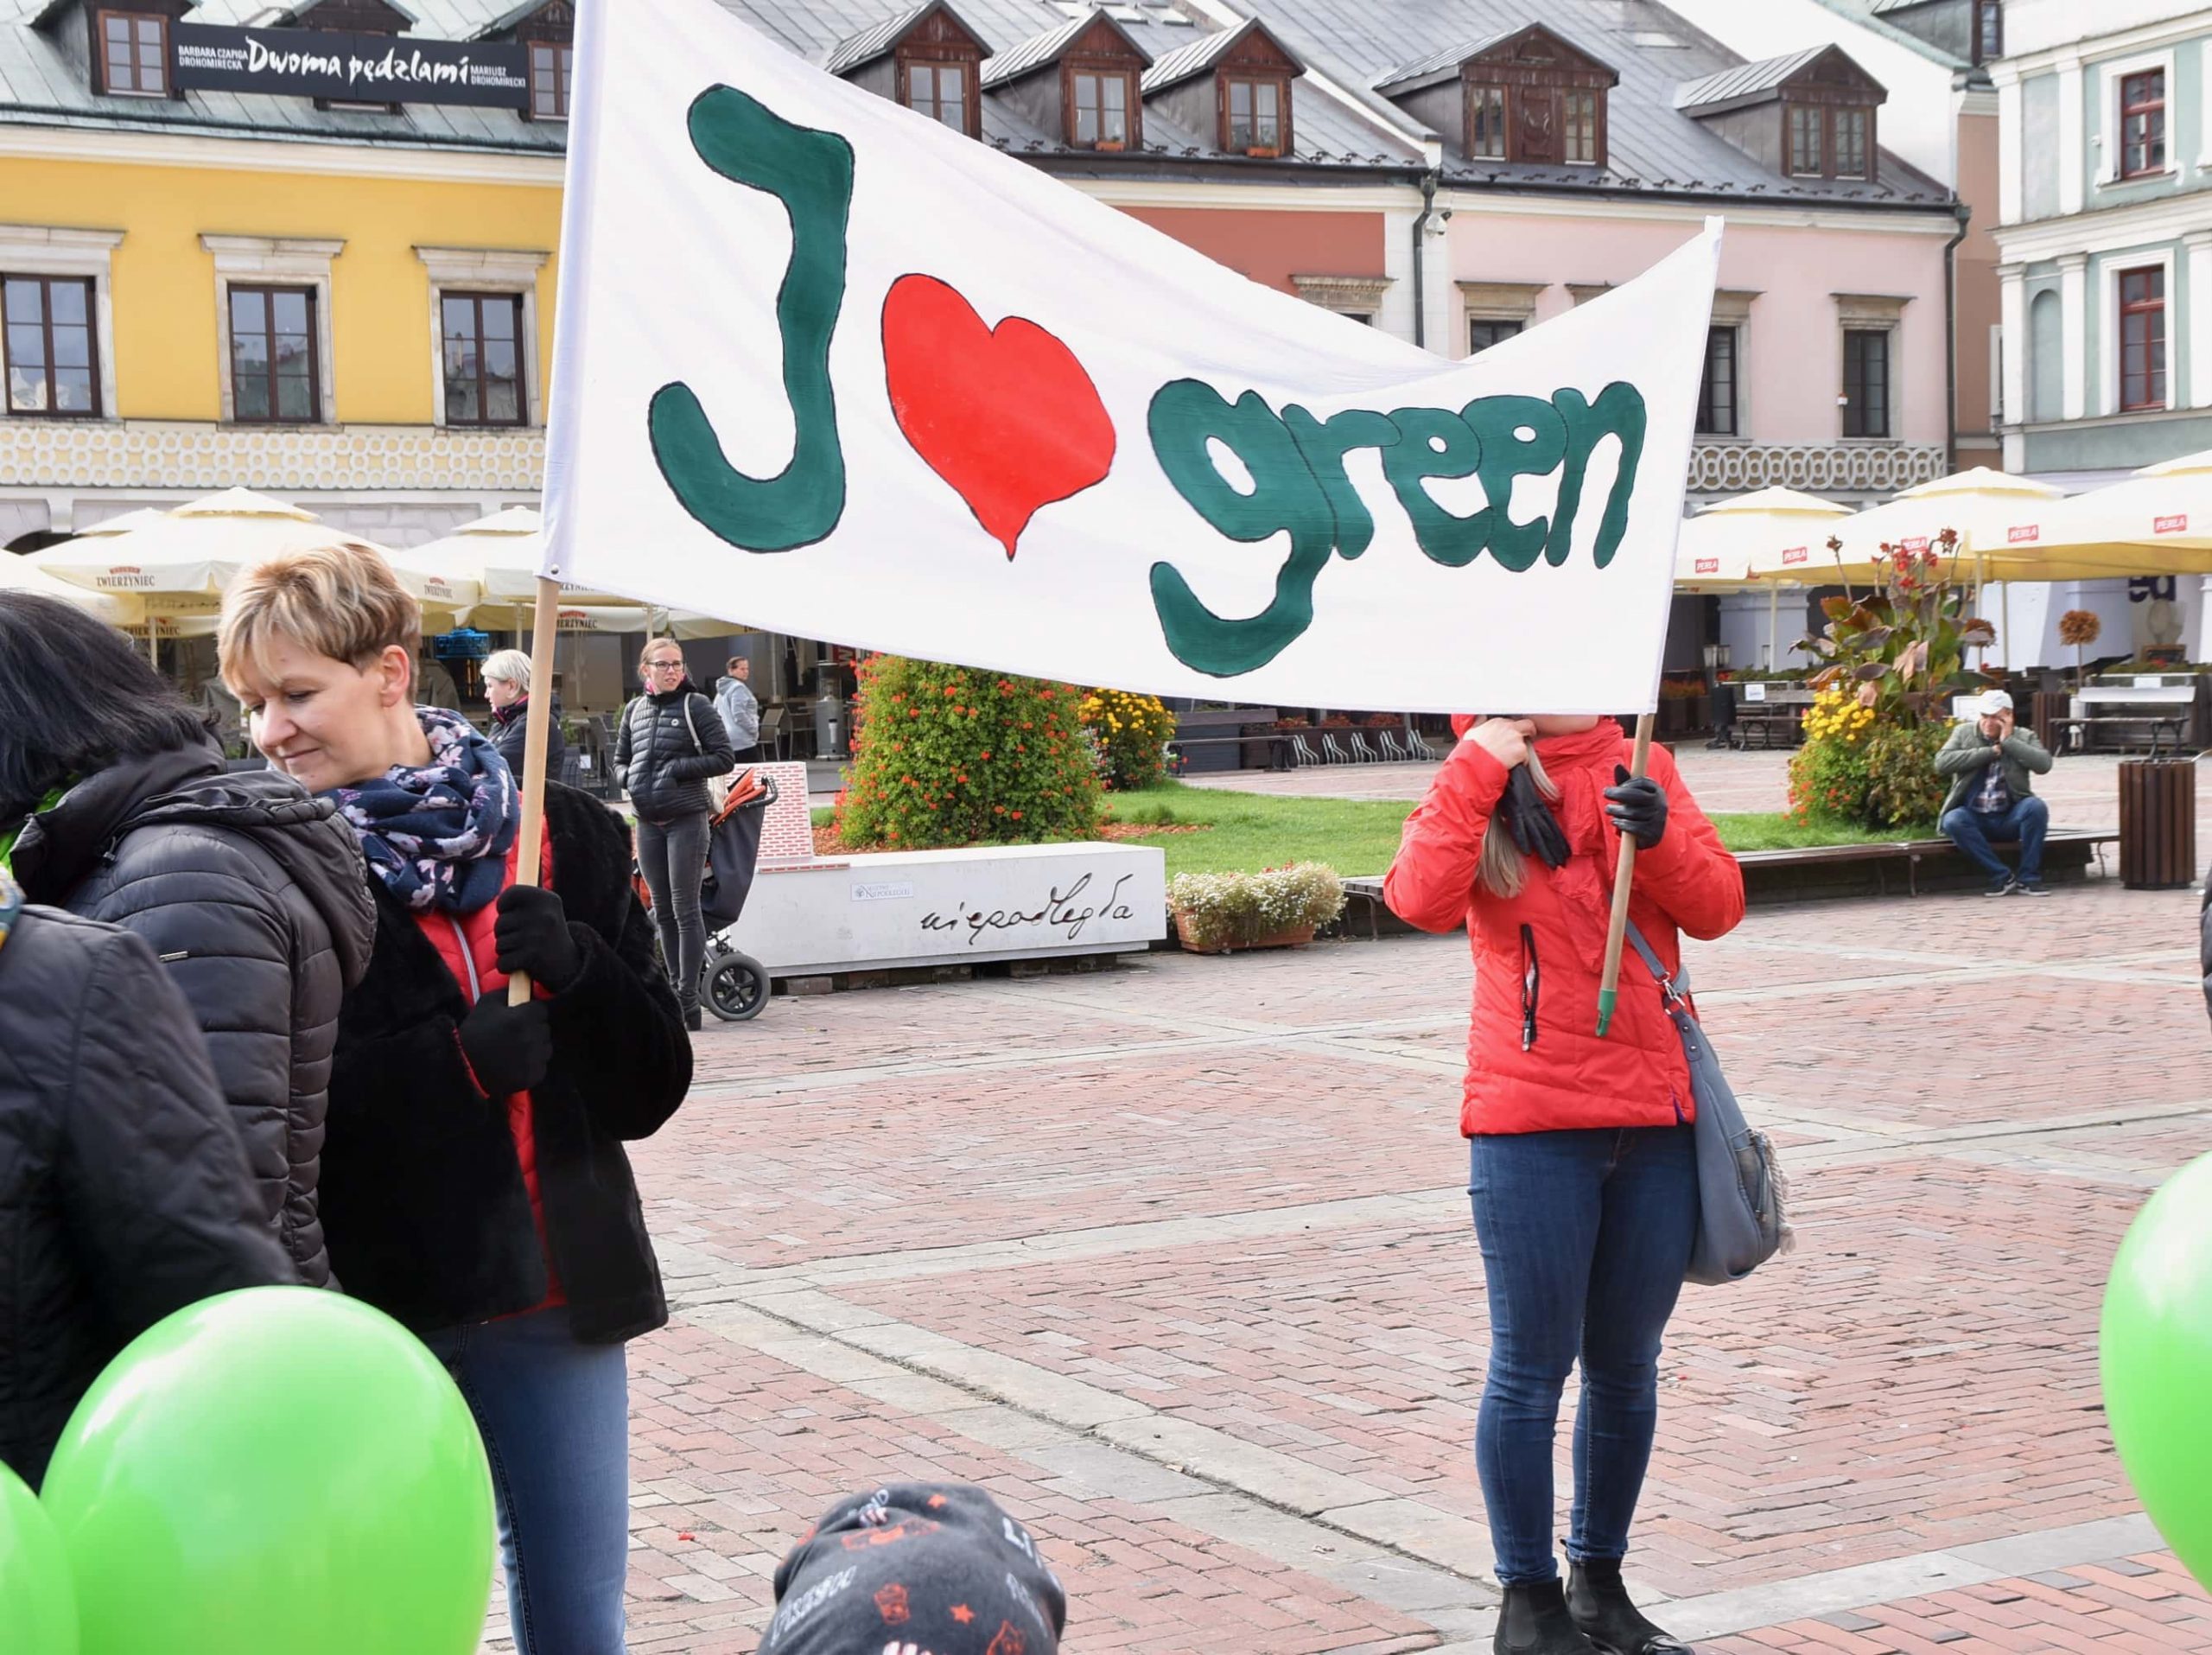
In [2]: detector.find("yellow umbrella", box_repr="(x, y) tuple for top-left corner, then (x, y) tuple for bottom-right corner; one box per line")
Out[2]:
(1678, 487), (1847, 665)
(2029, 449), (2212, 576)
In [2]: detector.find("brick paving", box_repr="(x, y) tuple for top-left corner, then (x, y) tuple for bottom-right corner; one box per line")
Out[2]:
(480, 751), (2212, 1652)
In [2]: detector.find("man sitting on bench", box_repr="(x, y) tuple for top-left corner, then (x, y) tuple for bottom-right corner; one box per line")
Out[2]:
(1937, 690), (2054, 896)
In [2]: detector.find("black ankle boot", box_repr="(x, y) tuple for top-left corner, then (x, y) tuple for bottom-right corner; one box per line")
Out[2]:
(1565, 1558), (1692, 1655)
(1494, 1580), (1600, 1655)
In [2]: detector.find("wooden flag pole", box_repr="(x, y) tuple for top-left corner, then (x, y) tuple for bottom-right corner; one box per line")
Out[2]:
(507, 575), (563, 1007)
(1594, 710), (1656, 1039)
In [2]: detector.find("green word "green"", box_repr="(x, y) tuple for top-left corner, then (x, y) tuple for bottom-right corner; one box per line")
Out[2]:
(1147, 380), (1647, 677)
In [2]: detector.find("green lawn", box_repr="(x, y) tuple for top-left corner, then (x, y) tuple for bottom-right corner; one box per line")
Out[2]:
(813, 793), (1916, 877)
(1109, 782), (1415, 877)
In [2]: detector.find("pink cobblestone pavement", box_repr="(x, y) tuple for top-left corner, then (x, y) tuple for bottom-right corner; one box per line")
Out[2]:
(484, 750), (2212, 1652)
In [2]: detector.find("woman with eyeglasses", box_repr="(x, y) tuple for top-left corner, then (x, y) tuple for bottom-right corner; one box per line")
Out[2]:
(613, 640), (734, 1030)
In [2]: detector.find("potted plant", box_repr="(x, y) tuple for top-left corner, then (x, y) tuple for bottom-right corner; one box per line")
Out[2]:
(1169, 863), (1346, 954)
(2059, 609), (2101, 691)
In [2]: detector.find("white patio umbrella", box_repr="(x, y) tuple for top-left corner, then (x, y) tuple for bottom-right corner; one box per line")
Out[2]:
(30, 488), (477, 642)
(0, 550), (124, 623)
(410, 507), (737, 635)
(1677, 487), (1847, 665)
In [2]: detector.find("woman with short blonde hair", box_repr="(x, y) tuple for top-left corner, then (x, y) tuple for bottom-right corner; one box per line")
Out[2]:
(220, 540), (691, 1655)
(482, 648), (565, 790)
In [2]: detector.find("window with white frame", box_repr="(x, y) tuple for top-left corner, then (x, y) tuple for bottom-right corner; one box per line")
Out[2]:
(202, 235), (342, 426)
(0, 225), (122, 420)
(1834, 294), (1906, 439)
(2098, 50), (2177, 184)
(416, 245), (547, 429)
(2097, 251), (2176, 415)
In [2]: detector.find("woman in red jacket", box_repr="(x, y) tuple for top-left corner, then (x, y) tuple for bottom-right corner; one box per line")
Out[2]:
(1385, 714), (1744, 1655)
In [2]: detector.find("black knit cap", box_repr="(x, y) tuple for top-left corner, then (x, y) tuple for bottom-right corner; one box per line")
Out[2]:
(759, 1483), (1065, 1655)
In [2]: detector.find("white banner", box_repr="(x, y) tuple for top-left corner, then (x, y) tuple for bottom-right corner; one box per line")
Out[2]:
(541, 0), (1719, 715)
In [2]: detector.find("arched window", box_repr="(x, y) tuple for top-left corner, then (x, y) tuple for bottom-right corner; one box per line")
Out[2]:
(2028, 289), (2063, 424)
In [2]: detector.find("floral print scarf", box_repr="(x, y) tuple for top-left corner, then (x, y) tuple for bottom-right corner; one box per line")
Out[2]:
(325, 707), (518, 914)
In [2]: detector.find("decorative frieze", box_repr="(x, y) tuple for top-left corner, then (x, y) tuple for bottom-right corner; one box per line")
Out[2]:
(1689, 441), (1947, 494)
(0, 419), (546, 493)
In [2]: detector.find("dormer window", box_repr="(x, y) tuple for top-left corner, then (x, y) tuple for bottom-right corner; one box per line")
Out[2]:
(830, 3), (985, 141)
(903, 60), (965, 128)
(531, 41), (573, 118)
(1143, 18), (1304, 160)
(98, 10), (168, 96)
(1785, 102), (1874, 180)
(1071, 67), (1131, 147)
(983, 11), (1148, 155)
(1974, 2), (2003, 65)
(1224, 75), (1281, 152)
(1376, 26), (1616, 171)
(1677, 46), (1887, 188)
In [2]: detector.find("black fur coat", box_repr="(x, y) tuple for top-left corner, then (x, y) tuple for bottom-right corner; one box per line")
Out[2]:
(320, 783), (690, 1342)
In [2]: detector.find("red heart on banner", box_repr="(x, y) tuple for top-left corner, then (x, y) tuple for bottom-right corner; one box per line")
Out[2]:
(881, 274), (1116, 558)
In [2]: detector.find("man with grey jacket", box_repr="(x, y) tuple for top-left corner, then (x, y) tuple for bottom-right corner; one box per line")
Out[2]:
(1937, 689), (2055, 896)
(715, 655), (763, 763)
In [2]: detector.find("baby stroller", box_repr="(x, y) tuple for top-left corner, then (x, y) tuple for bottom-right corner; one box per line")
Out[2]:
(697, 769), (776, 1022)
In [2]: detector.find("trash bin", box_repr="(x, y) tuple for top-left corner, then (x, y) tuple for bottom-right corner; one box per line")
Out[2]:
(2118, 760), (2196, 890)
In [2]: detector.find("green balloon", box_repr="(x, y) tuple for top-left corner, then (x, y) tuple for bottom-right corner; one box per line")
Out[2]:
(2101, 1149), (2212, 1589)
(41, 1288), (493, 1655)
(0, 1461), (77, 1654)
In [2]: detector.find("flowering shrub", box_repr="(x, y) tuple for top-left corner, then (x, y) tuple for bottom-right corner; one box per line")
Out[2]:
(836, 654), (1102, 850)
(1078, 688), (1179, 791)
(1168, 863), (1344, 952)
(1787, 530), (1991, 833)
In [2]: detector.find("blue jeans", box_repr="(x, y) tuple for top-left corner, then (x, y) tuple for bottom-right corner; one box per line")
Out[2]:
(1467, 1127), (1698, 1586)
(423, 1308), (631, 1655)
(1941, 796), (2048, 883)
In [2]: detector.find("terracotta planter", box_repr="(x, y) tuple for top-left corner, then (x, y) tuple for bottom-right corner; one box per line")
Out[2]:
(1173, 914), (1317, 955)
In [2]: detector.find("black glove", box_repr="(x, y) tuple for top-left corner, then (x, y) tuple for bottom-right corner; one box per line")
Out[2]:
(1605, 765), (1669, 850)
(493, 884), (583, 994)
(456, 991), (551, 1098)
(1501, 764), (1570, 869)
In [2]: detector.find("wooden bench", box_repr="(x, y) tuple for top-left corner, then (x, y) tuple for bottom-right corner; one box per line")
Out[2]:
(1335, 828), (2119, 935)
(1736, 826), (2116, 901)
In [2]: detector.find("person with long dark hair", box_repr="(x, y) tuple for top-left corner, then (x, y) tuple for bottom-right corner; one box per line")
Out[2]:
(0, 592), (374, 1289)
(1386, 715), (1744, 1655)
(614, 638), (732, 1030)
(218, 543), (691, 1655)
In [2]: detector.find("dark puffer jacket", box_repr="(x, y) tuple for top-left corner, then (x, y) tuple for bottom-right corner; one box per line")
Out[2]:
(0, 874), (293, 1485)
(319, 782), (690, 1342)
(10, 737), (376, 1287)
(614, 681), (734, 824)
(489, 691), (566, 789)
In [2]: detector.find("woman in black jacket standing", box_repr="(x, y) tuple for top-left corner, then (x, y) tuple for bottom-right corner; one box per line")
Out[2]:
(0, 594), (374, 1289)
(485, 647), (566, 790)
(613, 638), (733, 1030)
(0, 870), (293, 1485)
(219, 544), (691, 1655)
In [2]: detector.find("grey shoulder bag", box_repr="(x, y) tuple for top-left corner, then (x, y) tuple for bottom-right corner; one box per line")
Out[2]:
(1624, 920), (1793, 1286)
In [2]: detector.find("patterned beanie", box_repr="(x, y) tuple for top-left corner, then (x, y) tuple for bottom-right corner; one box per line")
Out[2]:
(759, 1484), (1065, 1655)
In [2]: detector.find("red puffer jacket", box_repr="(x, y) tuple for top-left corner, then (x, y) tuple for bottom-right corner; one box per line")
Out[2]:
(1383, 721), (1745, 1136)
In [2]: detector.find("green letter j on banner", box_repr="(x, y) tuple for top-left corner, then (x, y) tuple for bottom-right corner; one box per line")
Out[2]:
(650, 86), (854, 552)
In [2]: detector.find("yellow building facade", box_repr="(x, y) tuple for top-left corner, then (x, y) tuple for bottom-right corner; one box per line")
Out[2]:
(0, 0), (574, 549)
